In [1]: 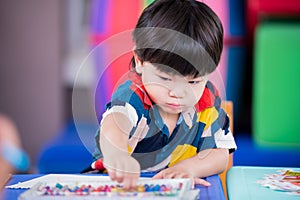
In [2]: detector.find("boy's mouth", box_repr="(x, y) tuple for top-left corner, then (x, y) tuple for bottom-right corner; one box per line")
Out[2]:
(166, 103), (183, 109)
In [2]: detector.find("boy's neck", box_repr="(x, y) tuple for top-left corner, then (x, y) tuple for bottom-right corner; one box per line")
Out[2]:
(158, 108), (179, 136)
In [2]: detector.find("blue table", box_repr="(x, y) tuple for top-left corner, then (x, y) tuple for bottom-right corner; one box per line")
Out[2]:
(227, 166), (300, 200)
(3, 174), (225, 200)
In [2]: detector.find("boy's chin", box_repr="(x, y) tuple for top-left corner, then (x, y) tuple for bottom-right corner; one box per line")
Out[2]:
(160, 106), (183, 115)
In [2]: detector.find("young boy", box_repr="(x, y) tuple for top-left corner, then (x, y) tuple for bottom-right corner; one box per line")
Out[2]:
(92, 0), (236, 189)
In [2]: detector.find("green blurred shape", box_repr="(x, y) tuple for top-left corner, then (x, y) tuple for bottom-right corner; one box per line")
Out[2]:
(253, 21), (300, 147)
(144, 0), (154, 6)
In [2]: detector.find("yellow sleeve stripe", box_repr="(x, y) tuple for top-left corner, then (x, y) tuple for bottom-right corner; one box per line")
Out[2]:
(197, 107), (218, 130)
(169, 144), (197, 167)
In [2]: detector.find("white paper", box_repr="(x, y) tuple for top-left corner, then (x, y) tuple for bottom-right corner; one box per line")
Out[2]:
(6, 174), (149, 189)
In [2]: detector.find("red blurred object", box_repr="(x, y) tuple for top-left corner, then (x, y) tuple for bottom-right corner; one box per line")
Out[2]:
(246, 0), (300, 40)
(92, 158), (105, 170)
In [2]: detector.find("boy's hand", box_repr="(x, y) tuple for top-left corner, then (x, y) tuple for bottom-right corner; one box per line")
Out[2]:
(103, 155), (141, 190)
(152, 167), (211, 187)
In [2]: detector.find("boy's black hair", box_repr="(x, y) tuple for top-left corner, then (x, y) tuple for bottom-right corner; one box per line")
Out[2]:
(131, 0), (223, 77)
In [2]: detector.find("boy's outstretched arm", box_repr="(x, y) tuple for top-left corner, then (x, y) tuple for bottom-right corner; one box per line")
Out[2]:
(99, 112), (140, 189)
(153, 148), (229, 185)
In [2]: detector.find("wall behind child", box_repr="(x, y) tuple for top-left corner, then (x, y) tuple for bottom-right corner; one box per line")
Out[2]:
(0, 0), (65, 168)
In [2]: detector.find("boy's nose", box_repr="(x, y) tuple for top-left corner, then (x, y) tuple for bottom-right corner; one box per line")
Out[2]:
(169, 87), (186, 98)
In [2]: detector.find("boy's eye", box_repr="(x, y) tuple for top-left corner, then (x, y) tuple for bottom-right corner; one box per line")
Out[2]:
(188, 80), (200, 85)
(159, 76), (172, 81)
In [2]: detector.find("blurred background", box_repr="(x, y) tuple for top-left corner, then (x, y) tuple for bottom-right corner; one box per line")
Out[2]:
(0, 0), (299, 174)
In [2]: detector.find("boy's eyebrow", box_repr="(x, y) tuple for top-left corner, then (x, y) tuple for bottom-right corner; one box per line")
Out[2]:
(186, 75), (207, 80)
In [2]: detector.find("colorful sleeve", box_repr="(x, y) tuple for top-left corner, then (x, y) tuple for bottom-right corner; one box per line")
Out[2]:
(101, 80), (148, 127)
(93, 80), (150, 160)
(196, 82), (237, 153)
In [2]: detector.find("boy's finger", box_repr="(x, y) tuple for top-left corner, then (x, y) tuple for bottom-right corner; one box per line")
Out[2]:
(176, 173), (191, 179)
(115, 170), (124, 183)
(107, 168), (117, 181)
(122, 177), (131, 190)
(163, 171), (175, 179)
(194, 178), (211, 186)
(152, 171), (163, 179)
(122, 175), (136, 190)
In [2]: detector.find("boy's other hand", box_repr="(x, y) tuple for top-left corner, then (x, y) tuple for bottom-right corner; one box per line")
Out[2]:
(103, 155), (140, 190)
(152, 167), (211, 187)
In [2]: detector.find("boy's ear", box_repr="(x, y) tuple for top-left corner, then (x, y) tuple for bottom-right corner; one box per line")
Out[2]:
(132, 49), (143, 74)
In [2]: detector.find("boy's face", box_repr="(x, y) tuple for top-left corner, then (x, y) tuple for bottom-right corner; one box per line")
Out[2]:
(137, 61), (207, 116)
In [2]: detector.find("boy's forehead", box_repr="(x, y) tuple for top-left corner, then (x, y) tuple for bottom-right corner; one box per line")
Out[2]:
(151, 63), (206, 79)
(150, 62), (182, 74)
